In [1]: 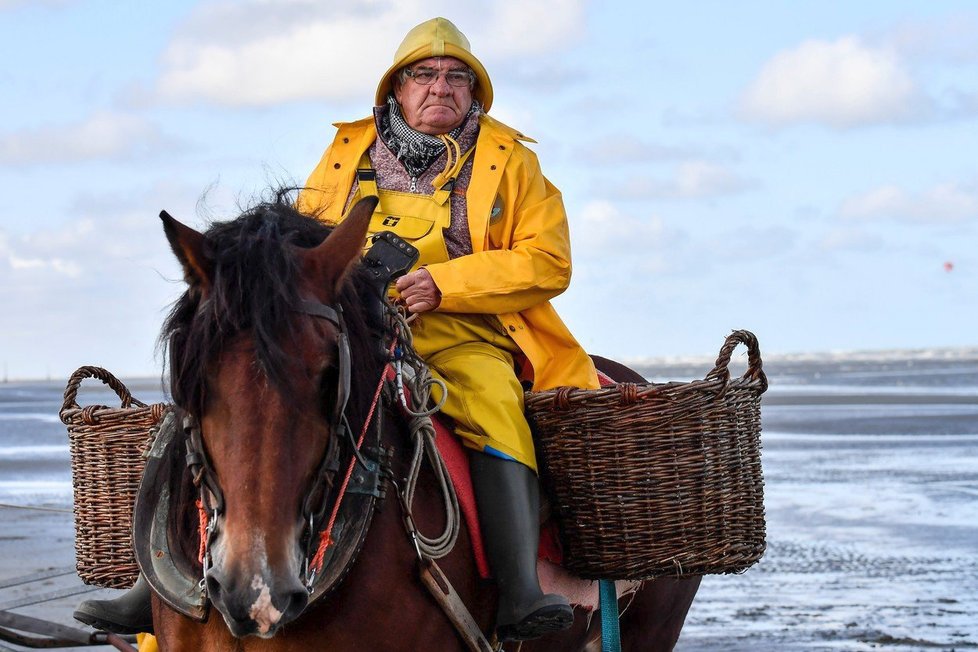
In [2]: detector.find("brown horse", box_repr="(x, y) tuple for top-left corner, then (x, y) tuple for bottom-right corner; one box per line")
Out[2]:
(142, 191), (700, 651)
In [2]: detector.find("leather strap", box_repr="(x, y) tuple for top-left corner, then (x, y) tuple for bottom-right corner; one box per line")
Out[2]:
(419, 559), (496, 652)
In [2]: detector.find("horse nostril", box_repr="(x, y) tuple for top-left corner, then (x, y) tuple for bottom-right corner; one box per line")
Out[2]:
(283, 589), (309, 621)
(205, 573), (223, 605)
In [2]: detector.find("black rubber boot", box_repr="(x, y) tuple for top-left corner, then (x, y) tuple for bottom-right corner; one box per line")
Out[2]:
(74, 574), (154, 634)
(470, 452), (574, 642)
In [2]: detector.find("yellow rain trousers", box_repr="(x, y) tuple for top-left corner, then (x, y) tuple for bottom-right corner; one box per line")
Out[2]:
(354, 153), (538, 468)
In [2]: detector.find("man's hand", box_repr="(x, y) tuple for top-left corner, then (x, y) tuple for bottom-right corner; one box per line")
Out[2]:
(395, 268), (441, 313)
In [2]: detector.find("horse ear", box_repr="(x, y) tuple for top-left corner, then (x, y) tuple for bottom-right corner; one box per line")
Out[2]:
(160, 210), (213, 289)
(306, 196), (377, 294)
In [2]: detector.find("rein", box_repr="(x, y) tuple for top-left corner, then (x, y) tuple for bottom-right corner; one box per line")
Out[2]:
(306, 335), (394, 583)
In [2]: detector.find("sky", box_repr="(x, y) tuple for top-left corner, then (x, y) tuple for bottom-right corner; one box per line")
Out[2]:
(1, 0), (976, 380)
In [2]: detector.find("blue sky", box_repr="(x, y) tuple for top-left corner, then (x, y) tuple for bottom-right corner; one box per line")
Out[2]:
(1, 0), (976, 380)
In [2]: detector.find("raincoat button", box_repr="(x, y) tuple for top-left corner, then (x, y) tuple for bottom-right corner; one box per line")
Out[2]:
(508, 325), (516, 332)
(498, 145), (505, 150)
(490, 165), (497, 170)
(343, 137), (350, 143)
(333, 163), (341, 169)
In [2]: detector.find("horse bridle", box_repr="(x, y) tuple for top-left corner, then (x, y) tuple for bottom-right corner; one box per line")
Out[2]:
(180, 234), (424, 610)
(184, 294), (388, 597)
(295, 299), (367, 469)
(160, 293), (482, 648)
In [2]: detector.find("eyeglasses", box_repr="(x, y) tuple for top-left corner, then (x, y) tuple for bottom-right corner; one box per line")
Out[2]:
(402, 66), (475, 88)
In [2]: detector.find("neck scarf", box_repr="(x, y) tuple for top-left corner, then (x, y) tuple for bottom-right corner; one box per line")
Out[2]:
(379, 94), (480, 177)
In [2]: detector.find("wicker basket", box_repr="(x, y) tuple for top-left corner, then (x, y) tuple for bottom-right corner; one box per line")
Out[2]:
(60, 366), (169, 588)
(526, 330), (768, 581)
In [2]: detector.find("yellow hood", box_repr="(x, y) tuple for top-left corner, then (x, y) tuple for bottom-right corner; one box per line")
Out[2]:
(375, 17), (493, 112)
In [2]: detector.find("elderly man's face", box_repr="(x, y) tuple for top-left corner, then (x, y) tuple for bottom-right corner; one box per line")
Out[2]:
(394, 56), (473, 135)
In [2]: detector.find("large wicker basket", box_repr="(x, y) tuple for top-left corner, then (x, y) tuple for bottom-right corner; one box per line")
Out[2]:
(60, 366), (168, 589)
(526, 330), (768, 581)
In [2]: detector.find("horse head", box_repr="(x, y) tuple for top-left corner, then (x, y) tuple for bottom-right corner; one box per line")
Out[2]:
(159, 194), (378, 638)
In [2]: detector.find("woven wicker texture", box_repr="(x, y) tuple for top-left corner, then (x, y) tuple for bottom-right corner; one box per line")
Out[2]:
(59, 366), (168, 589)
(526, 330), (769, 580)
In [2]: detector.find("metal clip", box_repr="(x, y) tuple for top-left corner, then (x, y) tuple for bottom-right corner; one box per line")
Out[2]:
(304, 558), (316, 593)
(198, 553), (211, 595)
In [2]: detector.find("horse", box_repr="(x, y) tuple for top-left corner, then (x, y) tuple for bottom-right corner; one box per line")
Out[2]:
(140, 190), (701, 651)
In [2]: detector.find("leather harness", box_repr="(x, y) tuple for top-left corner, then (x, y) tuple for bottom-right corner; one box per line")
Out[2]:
(132, 232), (495, 650)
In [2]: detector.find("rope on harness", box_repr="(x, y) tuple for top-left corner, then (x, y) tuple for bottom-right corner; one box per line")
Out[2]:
(389, 305), (460, 560)
(195, 498), (208, 565)
(308, 302), (460, 576)
(309, 340), (394, 576)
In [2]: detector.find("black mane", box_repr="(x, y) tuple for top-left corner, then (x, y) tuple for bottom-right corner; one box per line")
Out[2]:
(161, 189), (385, 424)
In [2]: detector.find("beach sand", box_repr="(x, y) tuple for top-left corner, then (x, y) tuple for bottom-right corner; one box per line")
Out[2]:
(0, 505), (124, 651)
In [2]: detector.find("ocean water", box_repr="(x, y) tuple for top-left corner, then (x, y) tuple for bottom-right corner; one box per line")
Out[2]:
(0, 376), (167, 507)
(1, 353), (977, 650)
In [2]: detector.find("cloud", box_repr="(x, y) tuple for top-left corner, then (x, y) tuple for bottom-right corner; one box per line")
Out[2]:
(943, 87), (978, 119)
(701, 226), (798, 263)
(151, 0), (587, 107)
(578, 138), (717, 166)
(0, 111), (178, 166)
(883, 13), (978, 65)
(817, 227), (886, 252)
(1, 178), (214, 289)
(473, 0), (585, 58)
(574, 200), (665, 249)
(875, 16), (978, 121)
(156, 17), (401, 106)
(610, 160), (756, 200)
(739, 36), (927, 128)
(0, 0), (73, 9)
(839, 182), (978, 223)
(569, 200), (683, 278)
(0, 187), (189, 379)
(1, 213), (152, 281)
(0, 225), (89, 277)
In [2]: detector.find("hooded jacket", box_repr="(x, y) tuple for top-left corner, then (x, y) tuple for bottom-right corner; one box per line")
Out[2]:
(297, 114), (598, 391)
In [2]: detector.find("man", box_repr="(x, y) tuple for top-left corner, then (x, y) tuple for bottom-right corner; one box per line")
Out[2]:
(298, 17), (598, 642)
(75, 16), (598, 643)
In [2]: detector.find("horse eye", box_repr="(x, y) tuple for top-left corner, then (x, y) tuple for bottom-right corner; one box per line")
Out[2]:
(318, 362), (338, 417)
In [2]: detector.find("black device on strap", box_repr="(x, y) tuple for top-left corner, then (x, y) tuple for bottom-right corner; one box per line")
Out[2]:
(361, 231), (420, 335)
(362, 231), (419, 294)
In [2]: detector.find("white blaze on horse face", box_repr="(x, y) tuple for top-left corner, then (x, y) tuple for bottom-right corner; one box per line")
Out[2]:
(249, 574), (283, 636)
(244, 533), (285, 636)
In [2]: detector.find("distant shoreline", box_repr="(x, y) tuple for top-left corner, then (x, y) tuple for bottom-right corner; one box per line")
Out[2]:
(624, 345), (978, 368)
(2, 346), (977, 383)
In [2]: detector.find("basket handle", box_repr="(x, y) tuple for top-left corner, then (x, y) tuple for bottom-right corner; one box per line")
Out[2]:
(705, 330), (768, 392)
(61, 365), (148, 412)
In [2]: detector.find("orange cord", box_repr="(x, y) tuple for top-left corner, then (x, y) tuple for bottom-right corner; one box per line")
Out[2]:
(196, 498), (208, 564)
(310, 344), (395, 575)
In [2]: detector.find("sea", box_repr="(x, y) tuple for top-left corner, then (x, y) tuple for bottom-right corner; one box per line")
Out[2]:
(1, 351), (977, 651)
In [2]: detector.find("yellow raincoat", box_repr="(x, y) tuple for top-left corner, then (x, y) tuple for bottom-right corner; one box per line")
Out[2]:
(297, 114), (598, 392)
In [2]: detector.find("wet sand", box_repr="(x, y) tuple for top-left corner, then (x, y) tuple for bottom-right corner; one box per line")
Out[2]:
(0, 505), (122, 651)
(671, 366), (978, 651)
(2, 355), (977, 650)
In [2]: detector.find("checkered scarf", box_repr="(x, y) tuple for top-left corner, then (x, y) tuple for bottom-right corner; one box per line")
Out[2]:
(380, 94), (480, 177)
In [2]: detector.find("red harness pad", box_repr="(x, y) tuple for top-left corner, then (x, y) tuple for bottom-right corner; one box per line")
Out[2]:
(431, 370), (617, 579)
(430, 416), (491, 578)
